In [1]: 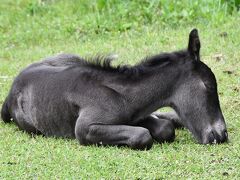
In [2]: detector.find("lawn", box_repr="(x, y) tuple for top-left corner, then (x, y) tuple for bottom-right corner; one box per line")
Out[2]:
(0, 0), (240, 179)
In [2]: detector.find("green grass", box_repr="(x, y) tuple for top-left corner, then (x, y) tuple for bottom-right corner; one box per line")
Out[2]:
(0, 0), (240, 179)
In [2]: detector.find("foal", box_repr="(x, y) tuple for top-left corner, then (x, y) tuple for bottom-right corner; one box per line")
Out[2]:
(1, 29), (228, 149)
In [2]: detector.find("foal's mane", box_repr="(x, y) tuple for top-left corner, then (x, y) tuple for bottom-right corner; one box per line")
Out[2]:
(48, 50), (188, 78)
(80, 50), (188, 77)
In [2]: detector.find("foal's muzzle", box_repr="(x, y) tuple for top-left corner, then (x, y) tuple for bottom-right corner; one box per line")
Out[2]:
(203, 129), (228, 144)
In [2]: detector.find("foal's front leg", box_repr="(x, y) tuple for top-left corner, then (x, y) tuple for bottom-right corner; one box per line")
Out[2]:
(75, 109), (153, 150)
(137, 115), (175, 143)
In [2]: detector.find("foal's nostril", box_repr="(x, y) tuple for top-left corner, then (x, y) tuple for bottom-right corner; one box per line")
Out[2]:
(225, 131), (228, 139)
(208, 131), (215, 144)
(220, 130), (228, 143)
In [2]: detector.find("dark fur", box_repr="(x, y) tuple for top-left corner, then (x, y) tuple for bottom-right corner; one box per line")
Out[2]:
(1, 96), (11, 123)
(1, 29), (228, 149)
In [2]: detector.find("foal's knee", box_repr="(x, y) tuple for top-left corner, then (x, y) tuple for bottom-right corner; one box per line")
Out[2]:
(75, 122), (89, 145)
(130, 128), (153, 150)
(153, 121), (175, 143)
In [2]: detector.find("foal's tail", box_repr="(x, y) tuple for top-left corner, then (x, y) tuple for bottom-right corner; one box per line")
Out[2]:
(1, 96), (11, 123)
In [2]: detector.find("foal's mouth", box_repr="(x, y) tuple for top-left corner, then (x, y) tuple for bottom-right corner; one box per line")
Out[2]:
(200, 129), (228, 144)
(186, 123), (228, 144)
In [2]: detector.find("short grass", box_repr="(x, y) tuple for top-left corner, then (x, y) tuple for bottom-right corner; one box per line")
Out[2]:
(0, 0), (240, 179)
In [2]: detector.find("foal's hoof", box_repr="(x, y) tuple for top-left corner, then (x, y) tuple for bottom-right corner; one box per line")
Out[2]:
(130, 129), (153, 150)
(153, 121), (175, 143)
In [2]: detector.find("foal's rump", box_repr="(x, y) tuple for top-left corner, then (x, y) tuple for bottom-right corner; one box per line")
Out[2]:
(1, 96), (11, 123)
(1, 55), (84, 137)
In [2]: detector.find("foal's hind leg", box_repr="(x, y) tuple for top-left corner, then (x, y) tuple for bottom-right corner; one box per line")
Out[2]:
(75, 109), (153, 150)
(137, 115), (175, 143)
(152, 111), (184, 129)
(13, 107), (42, 135)
(15, 119), (42, 135)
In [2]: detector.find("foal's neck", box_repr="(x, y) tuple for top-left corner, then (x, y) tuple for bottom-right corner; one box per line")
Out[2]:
(117, 62), (184, 119)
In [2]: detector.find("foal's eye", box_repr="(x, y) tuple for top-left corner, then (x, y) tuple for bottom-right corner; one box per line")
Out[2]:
(205, 83), (216, 91)
(200, 81), (216, 92)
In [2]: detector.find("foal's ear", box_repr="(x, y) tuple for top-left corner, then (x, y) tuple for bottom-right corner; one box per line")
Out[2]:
(188, 29), (201, 61)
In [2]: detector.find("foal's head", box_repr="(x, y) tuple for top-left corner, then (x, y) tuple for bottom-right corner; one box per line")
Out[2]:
(171, 29), (228, 144)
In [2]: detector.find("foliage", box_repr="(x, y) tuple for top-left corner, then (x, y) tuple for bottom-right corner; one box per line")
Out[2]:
(0, 0), (239, 40)
(24, 0), (238, 34)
